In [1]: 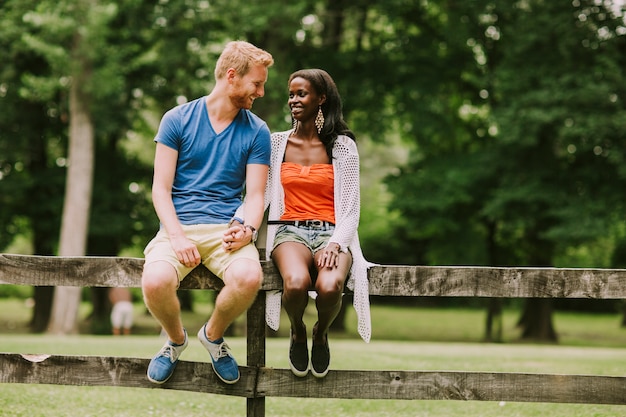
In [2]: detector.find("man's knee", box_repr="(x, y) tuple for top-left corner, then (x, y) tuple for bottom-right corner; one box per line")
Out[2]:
(225, 259), (263, 292)
(142, 261), (178, 296)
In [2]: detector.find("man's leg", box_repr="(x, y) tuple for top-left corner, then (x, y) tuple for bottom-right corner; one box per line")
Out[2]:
(142, 261), (186, 344)
(205, 258), (263, 340)
(198, 258), (262, 384)
(142, 261), (188, 384)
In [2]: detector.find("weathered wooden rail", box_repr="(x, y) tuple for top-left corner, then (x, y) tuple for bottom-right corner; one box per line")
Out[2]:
(1, 253), (626, 415)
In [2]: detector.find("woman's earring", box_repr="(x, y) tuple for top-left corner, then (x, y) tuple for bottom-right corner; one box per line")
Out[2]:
(315, 106), (324, 134)
(292, 118), (298, 132)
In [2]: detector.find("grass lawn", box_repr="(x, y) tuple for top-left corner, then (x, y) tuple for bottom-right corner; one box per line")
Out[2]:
(3, 297), (626, 347)
(1, 298), (626, 416)
(1, 336), (626, 417)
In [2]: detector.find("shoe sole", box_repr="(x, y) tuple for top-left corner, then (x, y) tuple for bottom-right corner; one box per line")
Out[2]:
(147, 372), (173, 385)
(198, 324), (240, 384)
(211, 364), (240, 384)
(311, 365), (329, 378)
(289, 361), (309, 377)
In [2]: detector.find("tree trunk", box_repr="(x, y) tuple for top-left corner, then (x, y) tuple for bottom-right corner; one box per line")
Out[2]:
(30, 286), (55, 333)
(517, 298), (558, 342)
(28, 113), (59, 333)
(88, 288), (112, 334)
(515, 228), (557, 343)
(484, 298), (503, 342)
(47, 55), (95, 334)
(483, 221), (503, 342)
(178, 290), (194, 312)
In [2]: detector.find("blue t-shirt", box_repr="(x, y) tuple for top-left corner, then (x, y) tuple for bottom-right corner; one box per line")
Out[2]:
(155, 96), (271, 224)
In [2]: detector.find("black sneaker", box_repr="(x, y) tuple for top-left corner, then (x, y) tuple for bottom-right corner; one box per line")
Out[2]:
(311, 328), (330, 378)
(289, 330), (309, 377)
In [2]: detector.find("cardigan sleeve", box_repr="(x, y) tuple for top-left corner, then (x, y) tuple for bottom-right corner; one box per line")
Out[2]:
(328, 136), (360, 252)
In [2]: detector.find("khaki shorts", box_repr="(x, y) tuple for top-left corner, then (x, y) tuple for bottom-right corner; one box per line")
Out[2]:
(144, 224), (260, 281)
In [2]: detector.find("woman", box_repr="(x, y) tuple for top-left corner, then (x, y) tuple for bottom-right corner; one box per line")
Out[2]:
(264, 69), (372, 378)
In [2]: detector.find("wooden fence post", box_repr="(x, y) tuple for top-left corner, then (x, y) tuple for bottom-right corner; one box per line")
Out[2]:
(246, 291), (266, 417)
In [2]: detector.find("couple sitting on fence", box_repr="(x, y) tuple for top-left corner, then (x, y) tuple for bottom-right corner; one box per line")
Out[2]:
(141, 41), (372, 385)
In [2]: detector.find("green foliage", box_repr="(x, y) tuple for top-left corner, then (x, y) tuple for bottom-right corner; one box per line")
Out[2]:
(2, 0), (626, 275)
(0, 285), (32, 299)
(384, 0), (626, 268)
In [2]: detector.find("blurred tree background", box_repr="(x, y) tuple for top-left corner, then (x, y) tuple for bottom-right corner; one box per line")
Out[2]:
(1, 0), (625, 340)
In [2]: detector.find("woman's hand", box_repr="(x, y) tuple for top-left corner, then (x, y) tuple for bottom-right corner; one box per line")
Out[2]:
(317, 242), (341, 269)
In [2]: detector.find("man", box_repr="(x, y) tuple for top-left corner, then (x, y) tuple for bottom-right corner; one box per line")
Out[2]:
(142, 41), (273, 385)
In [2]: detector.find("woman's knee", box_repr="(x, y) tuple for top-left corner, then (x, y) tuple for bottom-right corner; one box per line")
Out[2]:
(282, 272), (311, 295)
(315, 276), (344, 299)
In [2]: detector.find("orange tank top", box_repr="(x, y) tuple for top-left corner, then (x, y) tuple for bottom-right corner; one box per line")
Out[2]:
(280, 162), (335, 223)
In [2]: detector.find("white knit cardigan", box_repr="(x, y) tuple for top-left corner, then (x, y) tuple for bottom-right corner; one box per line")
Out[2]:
(263, 130), (374, 342)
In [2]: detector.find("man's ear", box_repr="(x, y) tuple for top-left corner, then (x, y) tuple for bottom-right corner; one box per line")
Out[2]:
(226, 67), (237, 83)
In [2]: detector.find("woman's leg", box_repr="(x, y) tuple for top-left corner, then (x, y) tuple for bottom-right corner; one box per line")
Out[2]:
(273, 241), (315, 376)
(272, 241), (314, 341)
(312, 250), (353, 343)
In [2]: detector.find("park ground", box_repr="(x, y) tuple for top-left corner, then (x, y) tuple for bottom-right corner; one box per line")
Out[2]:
(2, 299), (626, 416)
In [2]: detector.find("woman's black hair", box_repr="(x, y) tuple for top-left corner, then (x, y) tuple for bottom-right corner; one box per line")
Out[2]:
(288, 69), (355, 158)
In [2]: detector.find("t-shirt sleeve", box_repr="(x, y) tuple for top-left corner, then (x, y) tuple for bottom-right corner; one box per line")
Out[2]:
(248, 123), (271, 165)
(154, 107), (181, 150)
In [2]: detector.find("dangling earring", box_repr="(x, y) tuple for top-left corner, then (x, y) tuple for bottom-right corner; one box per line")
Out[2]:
(314, 106), (324, 134)
(292, 118), (298, 132)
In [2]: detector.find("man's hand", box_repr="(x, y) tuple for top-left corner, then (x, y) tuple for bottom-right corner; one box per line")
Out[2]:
(223, 224), (251, 252)
(170, 234), (201, 268)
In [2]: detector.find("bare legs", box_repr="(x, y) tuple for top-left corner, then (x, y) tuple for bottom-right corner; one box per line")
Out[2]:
(142, 259), (262, 344)
(205, 259), (262, 341)
(142, 261), (186, 344)
(272, 241), (352, 342)
(274, 242), (313, 343)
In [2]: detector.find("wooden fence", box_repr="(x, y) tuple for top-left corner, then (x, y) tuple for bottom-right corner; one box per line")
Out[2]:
(1, 253), (626, 415)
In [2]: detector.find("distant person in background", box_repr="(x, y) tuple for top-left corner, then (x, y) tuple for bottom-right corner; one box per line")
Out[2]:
(109, 287), (133, 336)
(263, 69), (372, 378)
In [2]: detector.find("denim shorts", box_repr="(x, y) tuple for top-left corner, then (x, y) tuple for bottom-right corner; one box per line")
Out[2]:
(272, 223), (335, 255)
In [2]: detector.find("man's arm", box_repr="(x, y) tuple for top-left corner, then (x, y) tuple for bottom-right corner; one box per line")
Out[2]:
(242, 163), (269, 231)
(152, 143), (201, 267)
(223, 163), (269, 251)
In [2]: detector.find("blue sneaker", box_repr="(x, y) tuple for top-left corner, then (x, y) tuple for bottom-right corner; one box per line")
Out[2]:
(147, 330), (188, 384)
(197, 324), (240, 384)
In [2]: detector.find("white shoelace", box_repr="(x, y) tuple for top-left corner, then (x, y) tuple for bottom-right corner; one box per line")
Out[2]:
(213, 342), (232, 359)
(159, 343), (183, 363)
